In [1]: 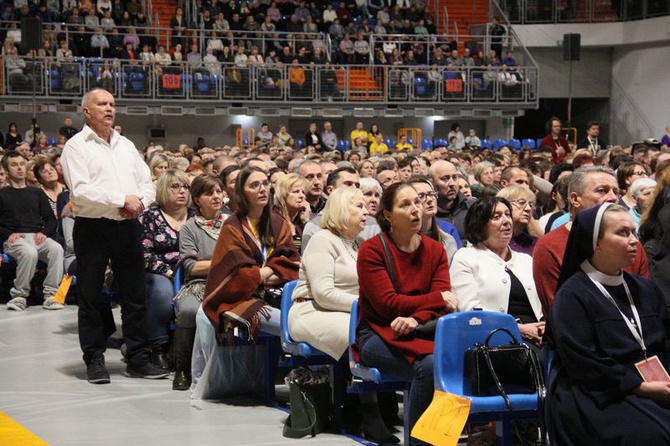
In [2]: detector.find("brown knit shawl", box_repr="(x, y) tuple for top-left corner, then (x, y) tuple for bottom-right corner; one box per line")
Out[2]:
(202, 212), (300, 338)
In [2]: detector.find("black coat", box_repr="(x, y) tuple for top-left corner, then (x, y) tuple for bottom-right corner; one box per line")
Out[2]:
(545, 271), (670, 445)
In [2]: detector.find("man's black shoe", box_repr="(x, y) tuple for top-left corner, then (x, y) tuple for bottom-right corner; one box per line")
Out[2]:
(87, 358), (111, 384)
(125, 362), (170, 379)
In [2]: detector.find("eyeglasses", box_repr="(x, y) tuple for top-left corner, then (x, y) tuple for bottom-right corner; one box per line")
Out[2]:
(417, 191), (438, 202)
(169, 184), (190, 193)
(247, 180), (270, 190)
(632, 171), (648, 177)
(511, 199), (535, 210)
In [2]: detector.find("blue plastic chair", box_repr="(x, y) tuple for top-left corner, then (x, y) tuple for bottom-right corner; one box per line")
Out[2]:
(129, 72), (145, 91)
(493, 138), (508, 151)
(194, 72), (210, 92)
(507, 138), (521, 150)
(414, 76), (427, 96)
(280, 280), (343, 423)
(434, 311), (541, 445)
(522, 138), (536, 149)
(173, 264), (183, 295)
(279, 280), (329, 359)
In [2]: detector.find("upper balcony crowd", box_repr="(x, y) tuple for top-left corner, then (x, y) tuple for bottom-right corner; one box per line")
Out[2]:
(0, 0), (538, 104)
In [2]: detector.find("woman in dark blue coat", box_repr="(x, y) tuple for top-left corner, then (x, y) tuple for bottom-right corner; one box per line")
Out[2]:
(544, 203), (670, 445)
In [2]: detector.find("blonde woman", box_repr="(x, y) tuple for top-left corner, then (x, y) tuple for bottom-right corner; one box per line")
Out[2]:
(273, 173), (311, 251)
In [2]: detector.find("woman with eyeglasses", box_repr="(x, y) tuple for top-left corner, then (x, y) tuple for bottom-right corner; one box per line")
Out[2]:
(451, 196), (544, 351)
(202, 166), (300, 343)
(617, 161), (650, 210)
(407, 175), (460, 263)
(496, 185), (539, 256)
(140, 169), (195, 370)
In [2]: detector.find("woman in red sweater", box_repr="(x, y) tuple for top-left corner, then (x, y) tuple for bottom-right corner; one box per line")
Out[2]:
(354, 182), (457, 444)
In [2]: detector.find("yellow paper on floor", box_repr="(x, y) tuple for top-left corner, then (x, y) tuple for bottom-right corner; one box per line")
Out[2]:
(53, 274), (73, 304)
(411, 390), (471, 446)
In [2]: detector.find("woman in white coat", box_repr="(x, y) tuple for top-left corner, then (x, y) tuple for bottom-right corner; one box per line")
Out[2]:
(450, 196), (544, 348)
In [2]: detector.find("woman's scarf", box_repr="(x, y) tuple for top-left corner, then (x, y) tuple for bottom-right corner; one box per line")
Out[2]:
(202, 212), (300, 340)
(194, 211), (225, 241)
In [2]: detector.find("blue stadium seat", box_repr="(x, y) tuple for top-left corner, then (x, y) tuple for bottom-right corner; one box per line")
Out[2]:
(508, 138), (521, 150)
(493, 138), (508, 151)
(522, 138), (536, 149)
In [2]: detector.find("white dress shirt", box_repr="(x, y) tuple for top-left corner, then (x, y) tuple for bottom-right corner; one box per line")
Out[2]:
(61, 125), (155, 220)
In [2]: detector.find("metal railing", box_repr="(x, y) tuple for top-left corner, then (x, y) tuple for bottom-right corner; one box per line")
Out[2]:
(2, 55), (539, 107)
(497, 0), (670, 23)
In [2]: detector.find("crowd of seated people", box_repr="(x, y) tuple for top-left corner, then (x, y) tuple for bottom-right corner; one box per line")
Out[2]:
(3, 113), (670, 445)
(0, 0), (531, 101)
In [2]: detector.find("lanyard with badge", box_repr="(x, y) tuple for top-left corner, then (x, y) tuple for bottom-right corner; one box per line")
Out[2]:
(588, 276), (670, 382)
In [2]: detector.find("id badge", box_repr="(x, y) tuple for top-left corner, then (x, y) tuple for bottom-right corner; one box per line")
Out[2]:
(635, 355), (670, 382)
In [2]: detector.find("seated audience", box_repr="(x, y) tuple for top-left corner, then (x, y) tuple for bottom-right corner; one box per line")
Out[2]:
(451, 196), (544, 350)
(639, 168), (670, 310)
(140, 169), (195, 369)
(628, 178), (656, 233)
(360, 177), (381, 215)
(172, 174), (225, 391)
(0, 151), (64, 311)
(496, 185), (539, 255)
(407, 175), (459, 262)
(289, 187), (398, 443)
(273, 173), (311, 252)
(545, 203), (670, 444)
(354, 182), (457, 444)
(202, 166), (300, 340)
(617, 161), (649, 210)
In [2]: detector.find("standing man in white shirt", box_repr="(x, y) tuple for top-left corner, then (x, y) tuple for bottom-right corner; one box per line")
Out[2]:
(62, 89), (169, 384)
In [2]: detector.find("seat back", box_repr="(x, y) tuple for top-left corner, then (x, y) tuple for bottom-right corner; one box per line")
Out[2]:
(434, 310), (521, 396)
(493, 138), (508, 151)
(173, 264), (183, 295)
(508, 138), (521, 150)
(279, 279), (299, 352)
(522, 138), (536, 149)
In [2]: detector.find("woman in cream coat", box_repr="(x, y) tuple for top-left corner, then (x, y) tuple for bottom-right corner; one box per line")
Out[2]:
(451, 196), (544, 347)
(288, 187), (400, 444)
(288, 186), (368, 359)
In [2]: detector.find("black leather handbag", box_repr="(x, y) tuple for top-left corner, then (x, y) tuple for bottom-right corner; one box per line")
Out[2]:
(464, 327), (544, 411)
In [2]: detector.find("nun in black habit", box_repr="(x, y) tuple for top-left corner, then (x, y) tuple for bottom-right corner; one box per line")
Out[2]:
(544, 202), (670, 445)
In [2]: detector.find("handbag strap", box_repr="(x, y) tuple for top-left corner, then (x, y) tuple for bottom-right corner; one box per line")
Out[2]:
(377, 233), (396, 287)
(529, 348), (547, 444)
(482, 344), (548, 444)
(484, 327), (519, 347)
(481, 347), (514, 412)
(282, 389), (318, 439)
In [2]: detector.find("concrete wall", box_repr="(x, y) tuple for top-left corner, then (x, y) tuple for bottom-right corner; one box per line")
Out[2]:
(527, 47), (612, 98)
(515, 16), (670, 139)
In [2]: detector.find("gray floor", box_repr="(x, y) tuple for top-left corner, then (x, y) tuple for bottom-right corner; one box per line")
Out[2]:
(0, 305), (370, 445)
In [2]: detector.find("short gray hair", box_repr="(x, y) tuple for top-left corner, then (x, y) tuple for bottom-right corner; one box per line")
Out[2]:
(629, 178), (656, 198)
(568, 166), (615, 197)
(360, 177), (382, 194)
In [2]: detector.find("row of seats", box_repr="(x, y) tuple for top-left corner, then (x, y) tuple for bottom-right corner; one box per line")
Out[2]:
(278, 279), (543, 444)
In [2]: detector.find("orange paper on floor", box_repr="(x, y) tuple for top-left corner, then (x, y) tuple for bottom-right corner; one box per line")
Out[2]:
(411, 390), (471, 446)
(53, 274), (73, 304)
